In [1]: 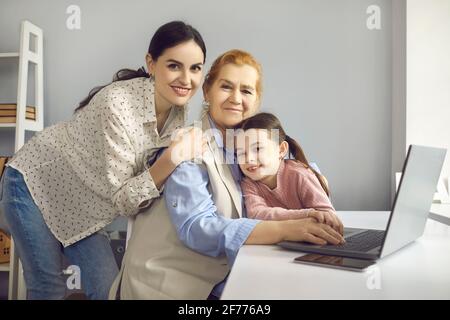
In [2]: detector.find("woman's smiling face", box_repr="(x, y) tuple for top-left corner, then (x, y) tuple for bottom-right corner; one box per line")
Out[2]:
(147, 39), (205, 108)
(205, 63), (259, 130)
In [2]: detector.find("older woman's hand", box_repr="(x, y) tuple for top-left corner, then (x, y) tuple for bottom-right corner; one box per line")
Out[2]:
(168, 127), (207, 165)
(307, 210), (344, 236)
(281, 218), (345, 246)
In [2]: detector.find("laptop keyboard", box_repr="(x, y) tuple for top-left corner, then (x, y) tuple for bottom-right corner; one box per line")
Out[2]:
(327, 230), (386, 252)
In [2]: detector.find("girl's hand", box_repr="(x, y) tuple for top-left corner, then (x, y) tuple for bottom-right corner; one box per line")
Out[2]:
(168, 127), (207, 165)
(308, 210), (344, 236)
(282, 218), (345, 246)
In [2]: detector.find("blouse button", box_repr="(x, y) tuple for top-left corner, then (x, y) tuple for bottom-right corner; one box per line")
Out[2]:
(172, 202), (177, 208)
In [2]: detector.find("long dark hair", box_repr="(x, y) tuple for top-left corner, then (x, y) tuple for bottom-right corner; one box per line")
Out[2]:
(75, 21), (206, 112)
(235, 112), (330, 197)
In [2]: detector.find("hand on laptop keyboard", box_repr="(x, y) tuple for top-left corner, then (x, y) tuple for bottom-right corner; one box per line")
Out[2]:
(308, 210), (344, 236)
(281, 218), (346, 245)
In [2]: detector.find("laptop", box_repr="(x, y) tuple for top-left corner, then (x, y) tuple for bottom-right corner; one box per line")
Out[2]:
(278, 145), (447, 261)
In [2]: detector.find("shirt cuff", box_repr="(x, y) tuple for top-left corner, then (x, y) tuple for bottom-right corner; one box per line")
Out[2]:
(227, 218), (261, 265)
(130, 169), (161, 210)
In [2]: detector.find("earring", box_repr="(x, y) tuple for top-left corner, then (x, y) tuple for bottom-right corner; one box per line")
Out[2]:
(202, 100), (210, 110)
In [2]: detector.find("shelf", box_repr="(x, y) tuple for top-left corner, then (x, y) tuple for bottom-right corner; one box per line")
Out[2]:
(0, 262), (10, 272)
(0, 53), (19, 58)
(0, 121), (38, 128)
(0, 123), (16, 128)
(1, 20), (44, 300)
(1, 104), (37, 126)
(0, 121), (36, 127)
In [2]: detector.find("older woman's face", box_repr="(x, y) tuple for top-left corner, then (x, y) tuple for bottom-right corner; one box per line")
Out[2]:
(205, 64), (259, 129)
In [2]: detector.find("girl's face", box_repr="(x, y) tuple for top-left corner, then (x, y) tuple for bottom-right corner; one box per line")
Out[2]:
(205, 64), (259, 130)
(236, 129), (288, 182)
(147, 40), (204, 108)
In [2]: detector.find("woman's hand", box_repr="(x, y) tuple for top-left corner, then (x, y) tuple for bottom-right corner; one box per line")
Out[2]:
(281, 218), (345, 245)
(168, 127), (207, 165)
(307, 210), (344, 236)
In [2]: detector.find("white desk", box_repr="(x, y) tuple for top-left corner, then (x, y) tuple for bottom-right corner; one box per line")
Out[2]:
(221, 211), (450, 300)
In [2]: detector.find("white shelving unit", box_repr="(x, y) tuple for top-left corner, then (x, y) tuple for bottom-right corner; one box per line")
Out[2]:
(0, 263), (10, 272)
(0, 20), (44, 300)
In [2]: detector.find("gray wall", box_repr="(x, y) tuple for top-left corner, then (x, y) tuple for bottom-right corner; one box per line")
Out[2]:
(0, 0), (395, 211)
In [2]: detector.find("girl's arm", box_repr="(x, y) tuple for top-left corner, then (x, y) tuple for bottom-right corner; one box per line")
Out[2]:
(297, 172), (344, 234)
(241, 179), (315, 220)
(241, 172), (343, 234)
(297, 172), (335, 212)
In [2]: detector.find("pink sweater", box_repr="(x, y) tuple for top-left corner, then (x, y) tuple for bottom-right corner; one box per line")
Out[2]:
(241, 160), (335, 220)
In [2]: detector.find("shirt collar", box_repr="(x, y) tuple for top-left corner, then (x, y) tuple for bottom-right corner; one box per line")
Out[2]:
(142, 77), (157, 124)
(207, 114), (224, 149)
(207, 113), (239, 172)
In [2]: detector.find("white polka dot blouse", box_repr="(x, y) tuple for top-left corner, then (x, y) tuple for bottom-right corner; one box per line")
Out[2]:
(7, 77), (186, 246)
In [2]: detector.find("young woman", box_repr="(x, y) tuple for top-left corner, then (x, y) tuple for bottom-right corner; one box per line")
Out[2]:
(0, 21), (206, 299)
(235, 112), (343, 234)
(111, 49), (345, 300)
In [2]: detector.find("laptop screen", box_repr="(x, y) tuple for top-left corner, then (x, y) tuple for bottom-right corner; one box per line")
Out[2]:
(379, 145), (446, 258)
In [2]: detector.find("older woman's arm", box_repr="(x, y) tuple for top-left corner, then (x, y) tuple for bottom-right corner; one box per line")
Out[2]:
(164, 161), (260, 265)
(165, 161), (345, 264)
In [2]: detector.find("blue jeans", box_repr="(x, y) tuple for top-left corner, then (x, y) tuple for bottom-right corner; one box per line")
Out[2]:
(0, 167), (118, 300)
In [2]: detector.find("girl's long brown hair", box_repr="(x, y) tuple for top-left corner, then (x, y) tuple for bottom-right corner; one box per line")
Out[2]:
(235, 112), (330, 197)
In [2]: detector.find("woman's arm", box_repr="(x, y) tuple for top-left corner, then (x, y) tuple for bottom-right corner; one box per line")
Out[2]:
(245, 218), (344, 245)
(165, 162), (344, 265)
(100, 92), (204, 216)
(164, 161), (259, 265)
(148, 127), (205, 190)
(100, 99), (162, 217)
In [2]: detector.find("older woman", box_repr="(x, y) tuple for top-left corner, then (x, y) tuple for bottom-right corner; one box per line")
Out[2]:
(110, 49), (344, 300)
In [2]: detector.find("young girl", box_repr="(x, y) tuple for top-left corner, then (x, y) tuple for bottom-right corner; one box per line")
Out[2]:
(235, 112), (344, 234)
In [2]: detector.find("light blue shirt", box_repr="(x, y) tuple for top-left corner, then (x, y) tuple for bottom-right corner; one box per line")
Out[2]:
(164, 116), (260, 297)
